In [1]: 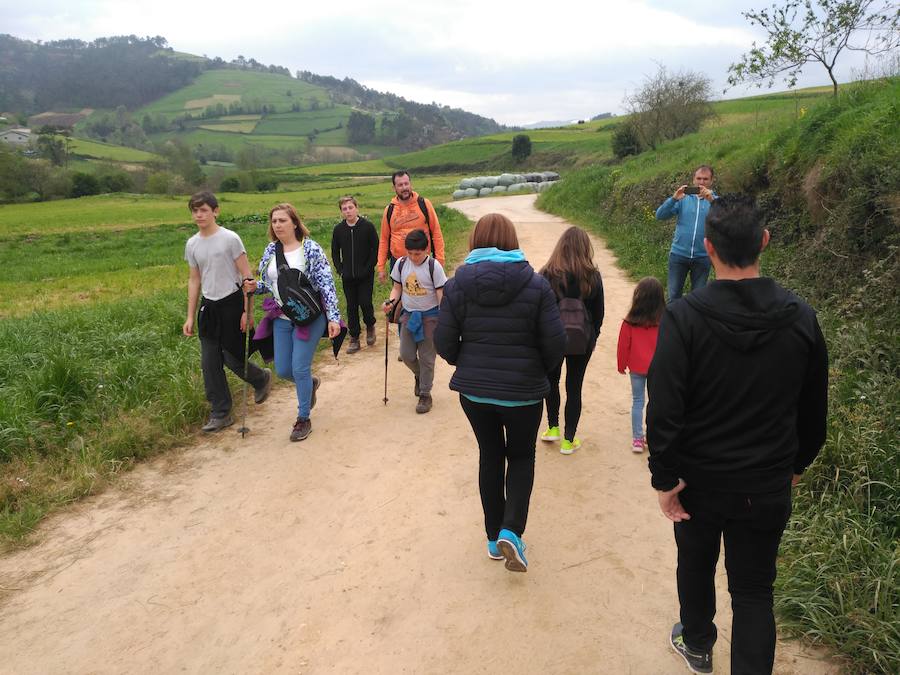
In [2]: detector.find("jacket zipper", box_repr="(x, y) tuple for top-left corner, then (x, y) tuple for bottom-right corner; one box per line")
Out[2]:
(690, 196), (700, 258)
(350, 226), (355, 277)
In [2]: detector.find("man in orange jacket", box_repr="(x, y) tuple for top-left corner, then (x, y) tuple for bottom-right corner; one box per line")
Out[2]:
(377, 171), (445, 283)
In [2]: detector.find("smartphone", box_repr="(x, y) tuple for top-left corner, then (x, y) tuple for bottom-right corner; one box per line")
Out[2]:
(683, 186), (701, 195)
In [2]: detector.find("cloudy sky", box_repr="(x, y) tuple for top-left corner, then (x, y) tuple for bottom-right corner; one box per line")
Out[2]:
(3, 0), (886, 125)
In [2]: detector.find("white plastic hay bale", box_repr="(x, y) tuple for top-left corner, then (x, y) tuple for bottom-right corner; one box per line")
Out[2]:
(492, 185), (507, 193)
(527, 182), (539, 192)
(507, 183), (525, 193)
(479, 187), (493, 197)
(464, 188), (479, 198)
(525, 173), (542, 183)
(498, 173), (516, 186)
(541, 171), (560, 181)
(459, 178), (474, 189)
(470, 177), (485, 189)
(483, 176), (498, 188)
(514, 174), (525, 184)
(452, 189), (467, 200)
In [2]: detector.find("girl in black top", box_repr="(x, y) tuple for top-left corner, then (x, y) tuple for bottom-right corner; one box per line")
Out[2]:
(539, 226), (605, 454)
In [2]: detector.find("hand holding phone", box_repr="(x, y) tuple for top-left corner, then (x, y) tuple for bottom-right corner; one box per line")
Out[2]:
(683, 186), (701, 195)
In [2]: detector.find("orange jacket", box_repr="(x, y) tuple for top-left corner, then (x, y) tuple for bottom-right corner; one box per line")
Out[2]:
(377, 191), (445, 272)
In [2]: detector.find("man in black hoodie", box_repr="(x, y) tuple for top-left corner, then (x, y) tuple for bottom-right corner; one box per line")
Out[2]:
(647, 194), (828, 675)
(331, 196), (379, 353)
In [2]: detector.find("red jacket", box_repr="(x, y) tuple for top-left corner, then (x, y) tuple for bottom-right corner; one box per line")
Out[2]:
(617, 321), (659, 376)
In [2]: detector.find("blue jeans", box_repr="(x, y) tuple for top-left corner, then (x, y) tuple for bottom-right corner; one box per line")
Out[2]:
(629, 373), (647, 440)
(273, 314), (325, 419)
(668, 252), (711, 301)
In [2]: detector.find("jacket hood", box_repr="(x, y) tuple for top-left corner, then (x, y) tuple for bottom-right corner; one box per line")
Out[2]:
(453, 260), (535, 307)
(683, 277), (802, 352)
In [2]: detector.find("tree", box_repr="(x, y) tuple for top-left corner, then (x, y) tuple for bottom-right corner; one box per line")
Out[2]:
(611, 122), (643, 158)
(36, 133), (66, 166)
(70, 172), (101, 197)
(728, 0), (900, 97)
(511, 134), (532, 162)
(346, 111), (376, 144)
(624, 65), (715, 150)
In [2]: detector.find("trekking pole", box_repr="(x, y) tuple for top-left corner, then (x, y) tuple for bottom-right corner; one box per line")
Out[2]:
(238, 285), (252, 437)
(383, 312), (390, 405)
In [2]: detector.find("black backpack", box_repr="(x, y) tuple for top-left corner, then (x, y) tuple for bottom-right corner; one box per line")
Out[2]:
(559, 296), (592, 355)
(386, 196), (435, 255)
(275, 242), (323, 326)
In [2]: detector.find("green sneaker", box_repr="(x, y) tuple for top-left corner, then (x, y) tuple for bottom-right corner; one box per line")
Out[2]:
(541, 426), (560, 442)
(560, 438), (581, 455)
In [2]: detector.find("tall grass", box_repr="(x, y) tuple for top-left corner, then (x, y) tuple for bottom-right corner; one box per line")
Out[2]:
(538, 79), (899, 673)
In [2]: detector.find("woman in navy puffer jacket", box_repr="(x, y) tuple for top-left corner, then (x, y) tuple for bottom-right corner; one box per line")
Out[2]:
(435, 213), (565, 573)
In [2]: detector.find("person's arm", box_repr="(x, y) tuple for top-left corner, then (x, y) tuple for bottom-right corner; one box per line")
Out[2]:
(793, 317), (829, 476)
(616, 321), (630, 374)
(377, 207), (391, 282)
(425, 200), (445, 267)
(382, 281), (402, 315)
(183, 266), (201, 336)
(234, 252), (255, 331)
(331, 225), (343, 277)
(433, 281), (460, 365)
(655, 194), (683, 220)
(364, 220), (379, 272)
(537, 279), (567, 372)
(646, 308), (689, 492)
(435, 287), (444, 305)
(589, 274), (604, 336)
(306, 241), (341, 324)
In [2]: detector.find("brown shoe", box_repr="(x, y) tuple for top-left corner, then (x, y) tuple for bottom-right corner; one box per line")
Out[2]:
(366, 325), (376, 346)
(290, 417), (311, 441)
(347, 337), (361, 354)
(415, 394), (433, 414)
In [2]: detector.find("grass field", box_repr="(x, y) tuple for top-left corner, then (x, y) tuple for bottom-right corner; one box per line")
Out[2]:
(65, 137), (160, 163)
(254, 108), (353, 136)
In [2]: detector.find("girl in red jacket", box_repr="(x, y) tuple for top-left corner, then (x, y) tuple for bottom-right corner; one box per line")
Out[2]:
(617, 277), (665, 453)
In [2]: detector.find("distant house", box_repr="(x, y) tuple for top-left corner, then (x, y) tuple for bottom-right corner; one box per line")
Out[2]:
(0, 128), (32, 146)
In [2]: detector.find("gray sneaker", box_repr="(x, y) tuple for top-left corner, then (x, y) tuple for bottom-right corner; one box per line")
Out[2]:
(202, 415), (234, 432)
(254, 369), (273, 404)
(415, 394), (433, 414)
(290, 417), (311, 441)
(670, 623), (712, 674)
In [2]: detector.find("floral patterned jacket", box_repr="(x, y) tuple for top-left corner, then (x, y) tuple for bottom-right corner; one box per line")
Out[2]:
(256, 239), (341, 324)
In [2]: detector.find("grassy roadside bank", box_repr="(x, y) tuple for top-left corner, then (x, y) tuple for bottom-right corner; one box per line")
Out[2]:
(0, 205), (472, 550)
(538, 78), (899, 673)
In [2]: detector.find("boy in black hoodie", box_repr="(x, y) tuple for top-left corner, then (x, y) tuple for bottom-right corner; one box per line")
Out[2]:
(331, 196), (379, 353)
(647, 194), (828, 675)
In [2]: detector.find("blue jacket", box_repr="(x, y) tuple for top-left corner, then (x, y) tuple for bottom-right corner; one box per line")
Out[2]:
(435, 250), (566, 401)
(655, 194), (715, 259)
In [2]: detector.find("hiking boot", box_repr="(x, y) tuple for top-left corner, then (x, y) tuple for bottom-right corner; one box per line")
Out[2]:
(347, 337), (361, 354)
(560, 438), (581, 455)
(632, 438), (645, 453)
(310, 376), (321, 410)
(487, 540), (504, 560)
(415, 394), (433, 414)
(541, 426), (560, 442)
(290, 417), (312, 442)
(366, 324), (376, 346)
(202, 415), (233, 432)
(254, 369), (273, 404)
(497, 528), (528, 572)
(414, 376), (421, 397)
(670, 622), (713, 674)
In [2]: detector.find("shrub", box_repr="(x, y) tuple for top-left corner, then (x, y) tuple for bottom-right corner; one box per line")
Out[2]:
(611, 122), (642, 158)
(219, 176), (241, 192)
(511, 134), (532, 162)
(69, 172), (101, 198)
(255, 177), (278, 192)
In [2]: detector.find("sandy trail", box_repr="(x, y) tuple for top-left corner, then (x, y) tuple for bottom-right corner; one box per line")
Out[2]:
(0, 195), (835, 674)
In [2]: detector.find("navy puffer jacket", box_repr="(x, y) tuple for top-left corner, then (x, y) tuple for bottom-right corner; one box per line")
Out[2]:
(435, 260), (566, 400)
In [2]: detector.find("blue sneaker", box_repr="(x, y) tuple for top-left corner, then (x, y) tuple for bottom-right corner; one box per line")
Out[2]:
(487, 540), (504, 560)
(496, 528), (528, 572)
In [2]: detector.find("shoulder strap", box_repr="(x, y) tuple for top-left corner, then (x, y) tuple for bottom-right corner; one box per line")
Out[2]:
(396, 256), (407, 279)
(275, 241), (287, 267)
(387, 198), (434, 255)
(428, 256), (435, 286)
(386, 203), (395, 225)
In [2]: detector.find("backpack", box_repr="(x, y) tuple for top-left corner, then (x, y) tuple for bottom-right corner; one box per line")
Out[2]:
(559, 296), (592, 355)
(274, 242), (323, 327)
(387, 255), (436, 323)
(386, 196), (435, 256)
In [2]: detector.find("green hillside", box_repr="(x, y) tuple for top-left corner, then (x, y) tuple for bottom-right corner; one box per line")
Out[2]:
(538, 78), (899, 674)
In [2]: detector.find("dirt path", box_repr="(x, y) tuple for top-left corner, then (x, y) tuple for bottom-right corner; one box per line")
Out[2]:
(0, 195), (836, 674)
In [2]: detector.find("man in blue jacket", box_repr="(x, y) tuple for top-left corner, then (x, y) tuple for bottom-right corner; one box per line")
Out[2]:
(655, 165), (716, 301)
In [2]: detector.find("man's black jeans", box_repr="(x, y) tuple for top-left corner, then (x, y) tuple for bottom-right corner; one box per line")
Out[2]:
(674, 485), (792, 675)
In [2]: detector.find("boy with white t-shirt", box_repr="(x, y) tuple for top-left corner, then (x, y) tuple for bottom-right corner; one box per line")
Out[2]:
(383, 229), (447, 414)
(183, 191), (272, 432)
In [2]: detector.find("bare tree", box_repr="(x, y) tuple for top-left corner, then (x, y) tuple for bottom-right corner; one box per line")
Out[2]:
(624, 66), (715, 150)
(728, 0), (900, 96)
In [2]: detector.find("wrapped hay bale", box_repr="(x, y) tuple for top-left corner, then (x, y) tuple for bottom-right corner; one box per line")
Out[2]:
(471, 177), (486, 189)
(525, 173), (542, 183)
(452, 189), (467, 200)
(479, 187), (493, 197)
(498, 173), (516, 187)
(483, 176), (499, 188)
(459, 178), (475, 189)
(492, 185), (508, 193)
(507, 183), (525, 193)
(464, 188), (479, 198)
(541, 171), (560, 181)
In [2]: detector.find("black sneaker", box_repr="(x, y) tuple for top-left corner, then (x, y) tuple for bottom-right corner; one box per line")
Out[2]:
(290, 417), (311, 442)
(670, 623), (712, 674)
(254, 369), (273, 404)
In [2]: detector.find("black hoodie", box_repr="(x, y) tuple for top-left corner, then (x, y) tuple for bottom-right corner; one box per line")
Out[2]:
(435, 260), (566, 400)
(331, 217), (378, 280)
(647, 277), (828, 493)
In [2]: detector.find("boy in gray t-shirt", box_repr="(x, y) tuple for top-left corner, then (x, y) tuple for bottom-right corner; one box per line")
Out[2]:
(384, 229), (447, 414)
(183, 191), (271, 432)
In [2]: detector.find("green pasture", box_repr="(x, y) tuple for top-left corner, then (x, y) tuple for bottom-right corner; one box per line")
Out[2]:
(65, 137), (160, 163)
(136, 70), (331, 118)
(254, 108), (353, 136)
(151, 128), (310, 152)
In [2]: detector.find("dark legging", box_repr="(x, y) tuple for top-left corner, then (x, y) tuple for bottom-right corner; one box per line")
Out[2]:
(459, 396), (542, 540)
(545, 351), (592, 441)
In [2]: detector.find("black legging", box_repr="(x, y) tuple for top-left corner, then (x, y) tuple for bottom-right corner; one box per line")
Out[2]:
(545, 351), (593, 441)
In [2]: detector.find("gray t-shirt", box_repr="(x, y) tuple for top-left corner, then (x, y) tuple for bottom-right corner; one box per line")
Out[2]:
(391, 255), (447, 311)
(184, 227), (246, 301)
